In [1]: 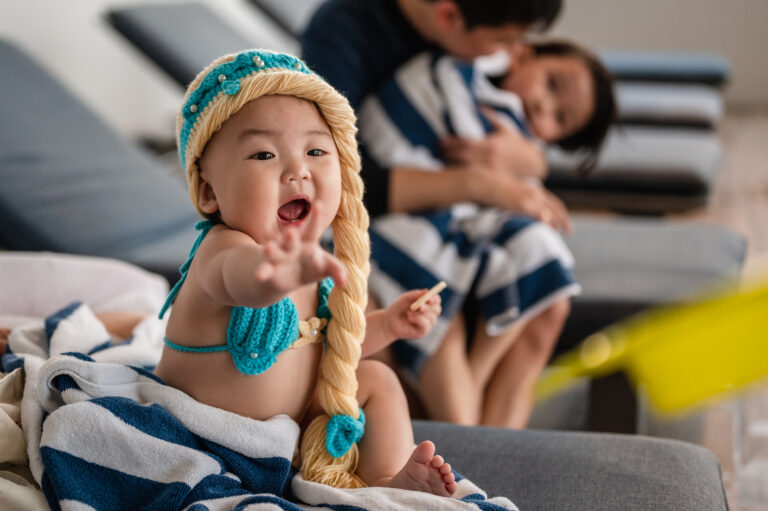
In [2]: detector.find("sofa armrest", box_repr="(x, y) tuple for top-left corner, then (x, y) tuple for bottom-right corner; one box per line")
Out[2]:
(413, 420), (728, 511)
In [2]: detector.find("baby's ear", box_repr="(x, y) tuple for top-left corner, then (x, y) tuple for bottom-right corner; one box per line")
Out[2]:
(197, 177), (219, 214)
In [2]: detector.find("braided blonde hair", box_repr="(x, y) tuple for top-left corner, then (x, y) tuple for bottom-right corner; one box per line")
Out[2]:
(177, 51), (370, 488)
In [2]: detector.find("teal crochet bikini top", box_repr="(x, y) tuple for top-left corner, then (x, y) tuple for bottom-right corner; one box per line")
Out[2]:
(159, 220), (333, 375)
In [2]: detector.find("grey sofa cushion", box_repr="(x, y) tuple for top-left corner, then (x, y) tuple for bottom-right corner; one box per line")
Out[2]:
(546, 127), (722, 213)
(414, 420), (729, 511)
(599, 50), (730, 87)
(0, 40), (198, 282)
(617, 82), (723, 129)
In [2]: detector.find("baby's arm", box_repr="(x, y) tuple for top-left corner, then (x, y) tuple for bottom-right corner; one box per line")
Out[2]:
(196, 226), (346, 310)
(361, 289), (441, 359)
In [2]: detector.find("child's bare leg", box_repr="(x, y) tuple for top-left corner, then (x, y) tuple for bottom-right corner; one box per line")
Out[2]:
(467, 318), (527, 392)
(95, 312), (147, 341)
(480, 299), (570, 428)
(355, 360), (457, 496)
(418, 313), (481, 425)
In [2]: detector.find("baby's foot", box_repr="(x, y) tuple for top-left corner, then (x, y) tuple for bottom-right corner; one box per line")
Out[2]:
(387, 440), (458, 497)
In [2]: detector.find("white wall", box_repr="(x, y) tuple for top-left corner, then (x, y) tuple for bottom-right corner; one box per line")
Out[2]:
(550, 0), (768, 107)
(0, 0), (295, 140)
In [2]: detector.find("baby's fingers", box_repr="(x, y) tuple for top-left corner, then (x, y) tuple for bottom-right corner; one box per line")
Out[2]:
(304, 250), (347, 288)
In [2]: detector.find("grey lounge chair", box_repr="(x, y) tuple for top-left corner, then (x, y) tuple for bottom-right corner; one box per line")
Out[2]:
(599, 49), (730, 87)
(546, 126), (722, 214)
(0, 40), (199, 282)
(0, 38), (730, 511)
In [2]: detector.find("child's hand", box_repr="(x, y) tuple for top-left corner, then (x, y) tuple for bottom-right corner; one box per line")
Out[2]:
(384, 289), (442, 340)
(256, 226), (347, 293)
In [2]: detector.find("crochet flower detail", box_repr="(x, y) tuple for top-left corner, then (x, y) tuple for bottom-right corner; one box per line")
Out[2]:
(325, 409), (365, 458)
(292, 317), (327, 349)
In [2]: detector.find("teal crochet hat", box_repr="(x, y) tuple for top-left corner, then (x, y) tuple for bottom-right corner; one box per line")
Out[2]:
(175, 48), (361, 217)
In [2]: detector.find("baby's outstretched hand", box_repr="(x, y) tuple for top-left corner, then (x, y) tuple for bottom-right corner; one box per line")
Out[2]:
(256, 226), (346, 292)
(385, 289), (442, 340)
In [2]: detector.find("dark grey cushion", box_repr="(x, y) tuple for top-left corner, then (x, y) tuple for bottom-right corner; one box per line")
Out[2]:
(599, 50), (730, 87)
(108, 2), (258, 87)
(617, 82), (723, 129)
(559, 215), (746, 347)
(414, 420), (729, 511)
(546, 127), (722, 214)
(0, 40), (198, 282)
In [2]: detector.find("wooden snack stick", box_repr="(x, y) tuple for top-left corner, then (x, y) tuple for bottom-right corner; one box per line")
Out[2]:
(410, 281), (447, 311)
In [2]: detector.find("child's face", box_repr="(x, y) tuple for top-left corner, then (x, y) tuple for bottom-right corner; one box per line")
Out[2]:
(501, 53), (595, 143)
(197, 95), (342, 245)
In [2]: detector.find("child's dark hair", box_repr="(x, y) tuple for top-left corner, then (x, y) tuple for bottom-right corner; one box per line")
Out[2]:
(532, 40), (617, 175)
(427, 0), (563, 31)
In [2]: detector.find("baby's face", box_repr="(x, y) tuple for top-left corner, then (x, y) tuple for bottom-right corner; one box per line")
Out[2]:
(502, 54), (595, 143)
(197, 95), (342, 245)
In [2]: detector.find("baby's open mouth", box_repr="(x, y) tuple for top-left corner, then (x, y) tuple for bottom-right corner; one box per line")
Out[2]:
(277, 198), (310, 223)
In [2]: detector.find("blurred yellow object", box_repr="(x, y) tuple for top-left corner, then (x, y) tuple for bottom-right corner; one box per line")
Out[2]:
(536, 279), (768, 414)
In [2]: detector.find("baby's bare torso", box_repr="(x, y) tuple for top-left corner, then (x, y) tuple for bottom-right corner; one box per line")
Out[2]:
(154, 262), (322, 423)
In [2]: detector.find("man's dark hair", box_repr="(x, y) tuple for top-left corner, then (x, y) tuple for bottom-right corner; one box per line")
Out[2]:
(531, 40), (616, 175)
(430, 0), (563, 31)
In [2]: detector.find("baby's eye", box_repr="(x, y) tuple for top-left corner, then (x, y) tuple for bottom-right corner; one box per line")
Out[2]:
(547, 75), (558, 92)
(555, 110), (566, 126)
(307, 148), (326, 157)
(251, 151), (274, 160)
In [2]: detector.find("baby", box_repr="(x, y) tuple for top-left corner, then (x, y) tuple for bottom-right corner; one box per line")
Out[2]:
(153, 49), (456, 494)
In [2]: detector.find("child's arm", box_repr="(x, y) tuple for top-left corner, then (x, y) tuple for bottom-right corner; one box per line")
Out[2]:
(361, 289), (442, 359)
(196, 226), (347, 310)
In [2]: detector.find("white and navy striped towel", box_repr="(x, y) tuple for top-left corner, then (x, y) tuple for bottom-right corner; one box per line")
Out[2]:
(4, 302), (519, 510)
(358, 51), (580, 376)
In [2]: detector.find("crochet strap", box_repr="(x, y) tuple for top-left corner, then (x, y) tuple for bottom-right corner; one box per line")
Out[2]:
(158, 220), (216, 319)
(163, 337), (228, 353)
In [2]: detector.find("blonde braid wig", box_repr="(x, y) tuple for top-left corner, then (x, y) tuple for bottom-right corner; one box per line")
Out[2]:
(177, 50), (370, 488)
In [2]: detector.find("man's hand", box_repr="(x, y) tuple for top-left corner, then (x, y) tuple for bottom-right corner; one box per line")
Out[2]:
(476, 171), (572, 234)
(441, 108), (547, 179)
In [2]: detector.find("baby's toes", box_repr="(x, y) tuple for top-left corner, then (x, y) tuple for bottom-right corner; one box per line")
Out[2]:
(439, 462), (452, 476)
(430, 455), (444, 468)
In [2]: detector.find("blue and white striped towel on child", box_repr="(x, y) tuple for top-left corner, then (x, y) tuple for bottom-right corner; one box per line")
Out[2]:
(4, 302), (519, 510)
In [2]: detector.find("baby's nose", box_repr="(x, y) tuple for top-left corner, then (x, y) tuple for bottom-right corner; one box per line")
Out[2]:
(283, 161), (311, 183)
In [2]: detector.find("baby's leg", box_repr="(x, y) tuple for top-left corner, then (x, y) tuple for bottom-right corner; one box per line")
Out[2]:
(355, 360), (457, 496)
(481, 298), (571, 428)
(96, 312), (147, 340)
(418, 313), (481, 425)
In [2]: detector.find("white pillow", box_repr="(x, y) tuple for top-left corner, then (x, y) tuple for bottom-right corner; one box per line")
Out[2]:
(0, 252), (169, 317)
